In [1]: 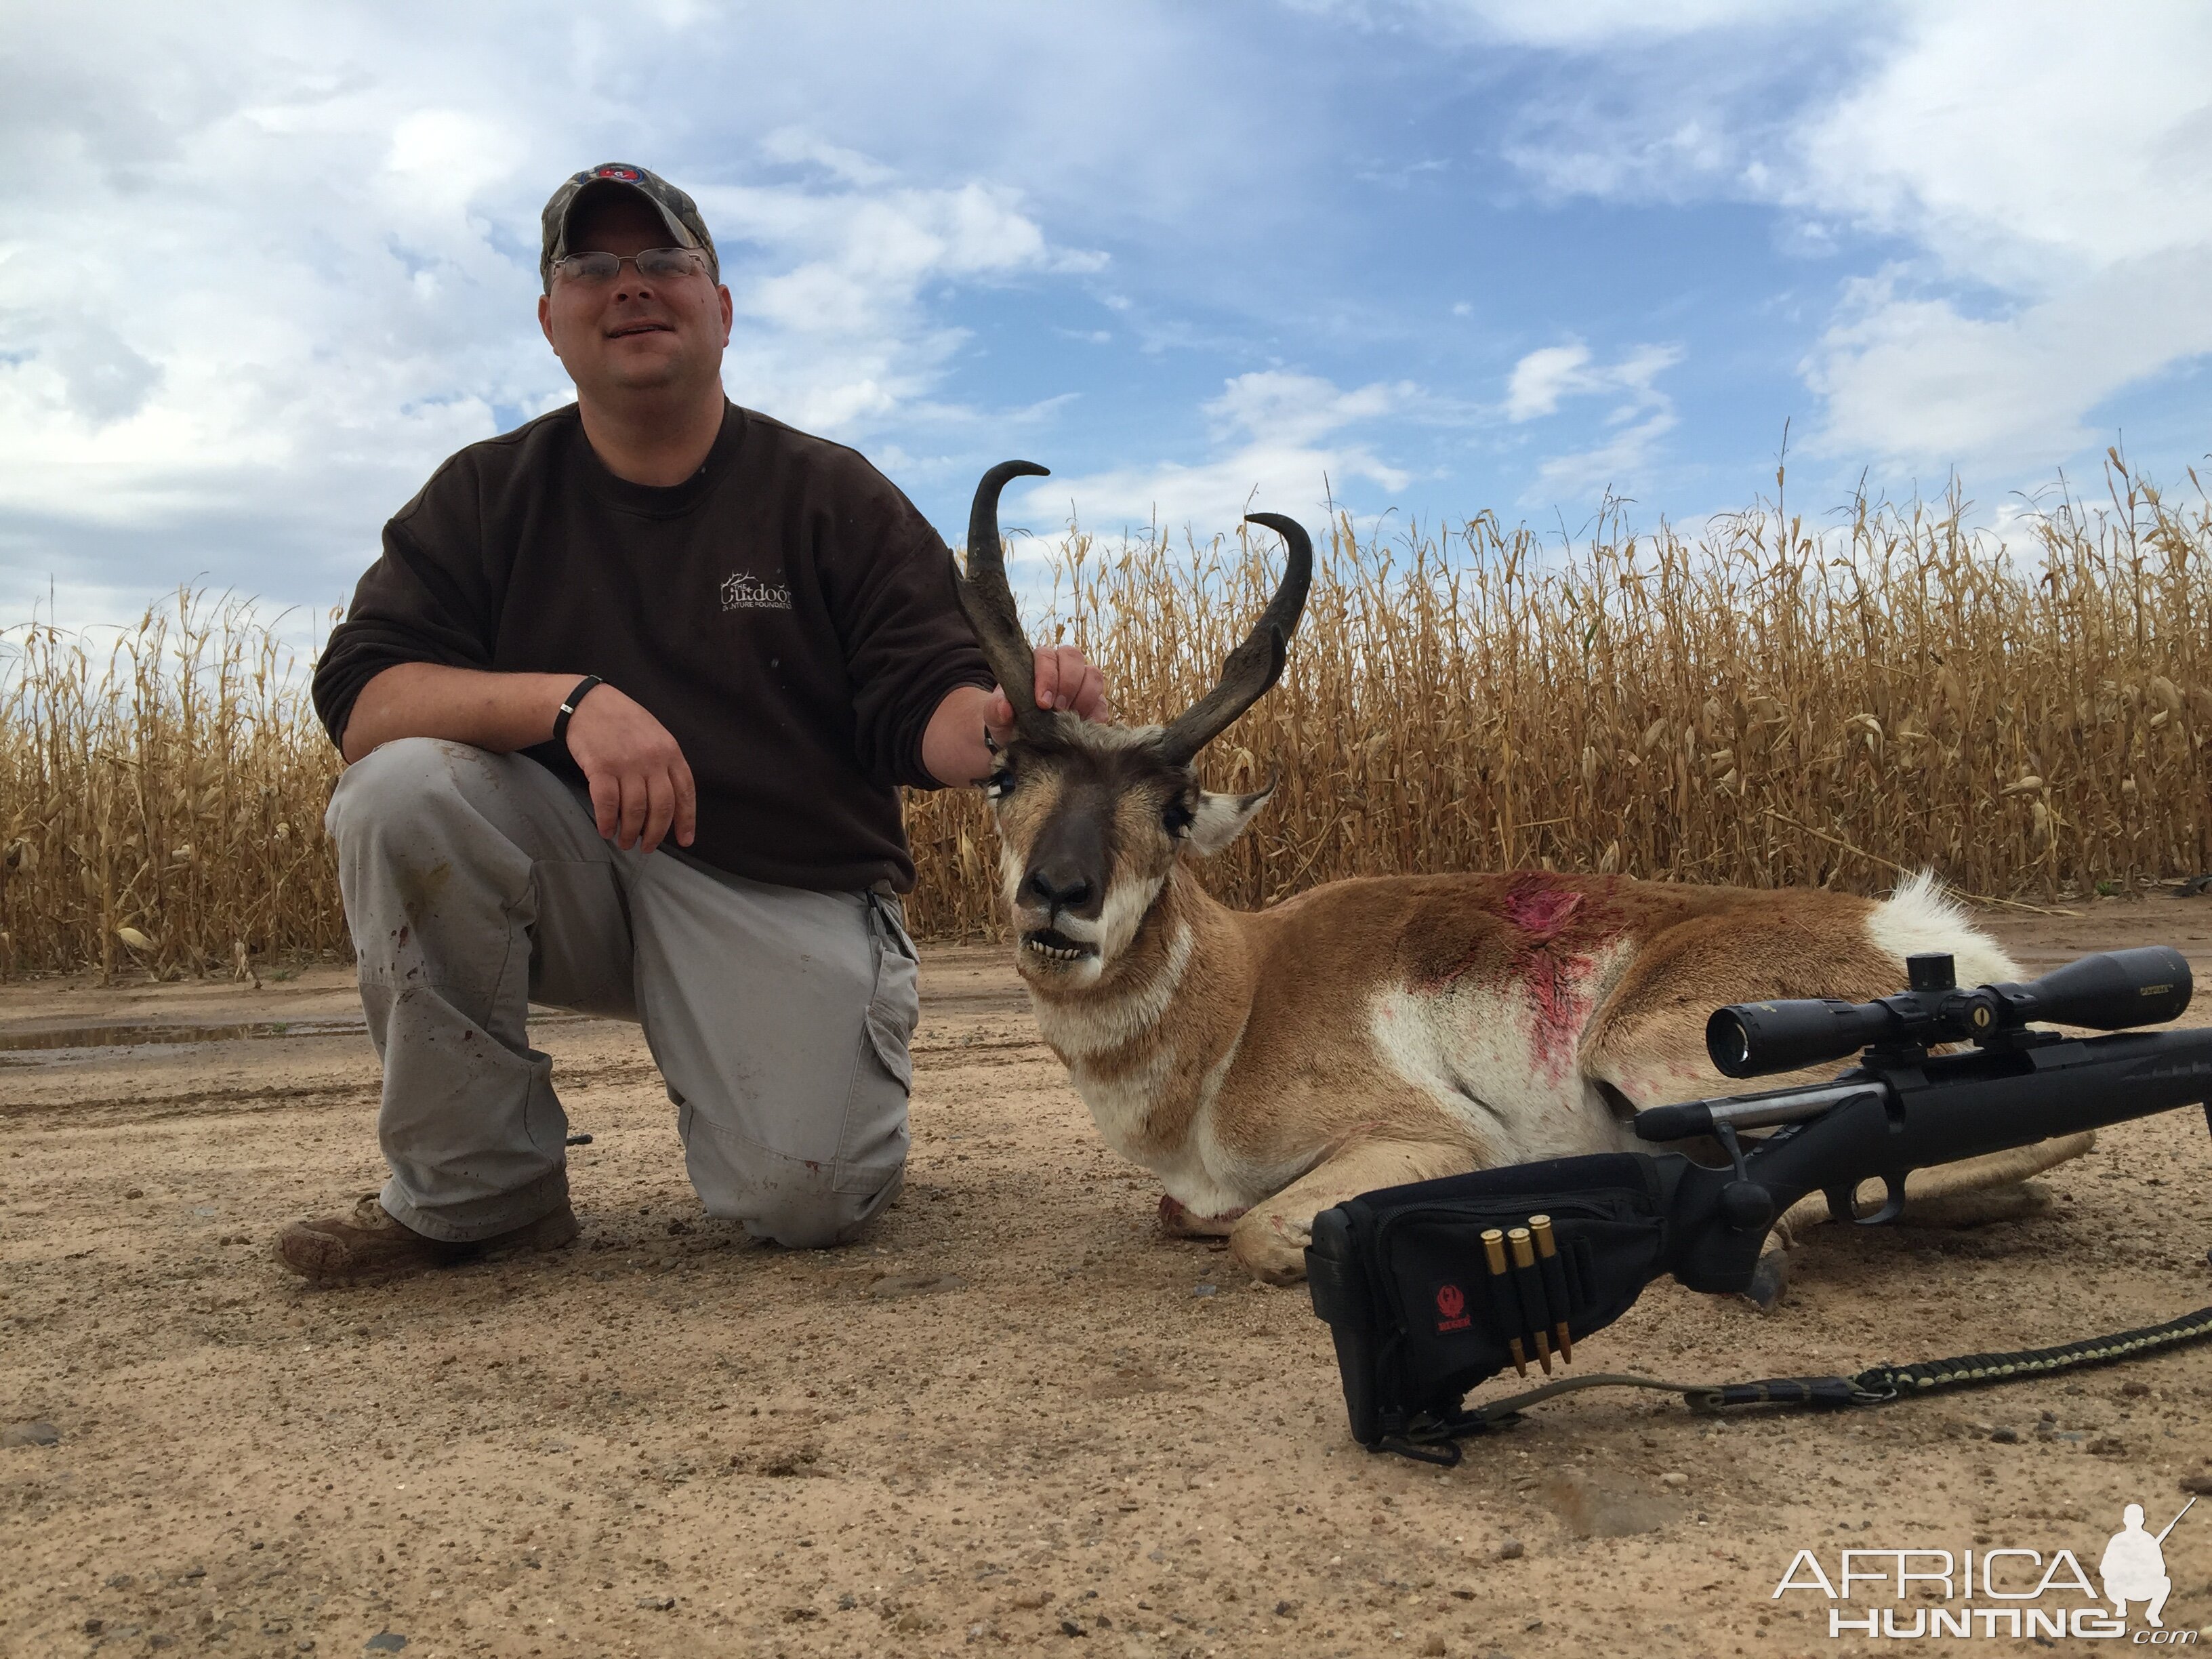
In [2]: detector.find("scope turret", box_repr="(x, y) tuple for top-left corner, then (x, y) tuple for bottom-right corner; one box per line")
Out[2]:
(1704, 945), (2192, 1080)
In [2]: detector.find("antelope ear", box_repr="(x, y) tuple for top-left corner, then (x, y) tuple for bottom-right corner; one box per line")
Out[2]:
(1187, 784), (1273, 857)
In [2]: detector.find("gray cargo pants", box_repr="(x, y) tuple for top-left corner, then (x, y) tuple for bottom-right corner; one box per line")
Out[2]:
(323, 738), (916, 1247)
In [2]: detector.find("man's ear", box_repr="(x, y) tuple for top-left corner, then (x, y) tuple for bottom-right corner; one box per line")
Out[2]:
(1187, 783), (1274, 857)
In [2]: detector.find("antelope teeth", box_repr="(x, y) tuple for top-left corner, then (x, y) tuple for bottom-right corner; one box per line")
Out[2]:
(1023, 939), (1090, 962)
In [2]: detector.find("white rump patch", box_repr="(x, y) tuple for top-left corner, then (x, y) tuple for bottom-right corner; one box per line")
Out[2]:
(1866, 870), (2018, 988)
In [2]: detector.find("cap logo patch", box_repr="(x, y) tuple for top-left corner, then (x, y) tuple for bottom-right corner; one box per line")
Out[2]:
(592, 165), (645, 183)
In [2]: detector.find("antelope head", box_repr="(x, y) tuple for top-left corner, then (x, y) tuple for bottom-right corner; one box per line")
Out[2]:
(954, 460), (1313, 990)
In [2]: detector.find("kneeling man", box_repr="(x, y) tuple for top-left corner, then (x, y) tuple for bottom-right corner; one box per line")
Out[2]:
(282, 162), (1105, 1279)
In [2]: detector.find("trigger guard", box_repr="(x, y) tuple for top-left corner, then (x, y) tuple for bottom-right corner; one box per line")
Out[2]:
(1852, 1175), (1908, 1227)
(1824, 1176), (1910, 1226)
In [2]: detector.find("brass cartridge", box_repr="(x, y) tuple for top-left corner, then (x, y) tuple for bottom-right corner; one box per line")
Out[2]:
(1507, 1227), (1552, 1374)
(1528, 1214), (1574, 1363)
(1481, 1228), (1526, 1377)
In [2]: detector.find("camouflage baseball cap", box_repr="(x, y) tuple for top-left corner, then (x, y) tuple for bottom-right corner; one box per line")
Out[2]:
(540, 163), (720, 291)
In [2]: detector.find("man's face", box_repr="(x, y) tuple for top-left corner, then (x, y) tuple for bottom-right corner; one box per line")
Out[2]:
(537, 194), (733, 403)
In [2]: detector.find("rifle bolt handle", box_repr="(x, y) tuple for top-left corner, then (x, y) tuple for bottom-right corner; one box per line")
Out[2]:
(1719, 1179), (1774, 1233)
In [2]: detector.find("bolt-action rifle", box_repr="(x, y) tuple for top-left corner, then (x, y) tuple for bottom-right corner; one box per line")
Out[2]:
(1305, 946), (2212, 1463)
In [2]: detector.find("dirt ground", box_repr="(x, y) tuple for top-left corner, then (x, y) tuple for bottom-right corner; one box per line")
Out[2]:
(5, 897), (2212, 1659)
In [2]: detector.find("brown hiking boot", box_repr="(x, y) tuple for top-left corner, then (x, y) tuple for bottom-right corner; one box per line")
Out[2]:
(273, 1194), (579, 1282)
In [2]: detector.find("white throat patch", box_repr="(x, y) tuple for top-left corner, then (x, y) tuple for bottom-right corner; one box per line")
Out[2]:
(1031, 918), (1193, 1060)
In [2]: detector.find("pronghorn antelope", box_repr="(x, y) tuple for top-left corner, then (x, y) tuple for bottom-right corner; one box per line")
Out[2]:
(955, 462), (2091, 1290)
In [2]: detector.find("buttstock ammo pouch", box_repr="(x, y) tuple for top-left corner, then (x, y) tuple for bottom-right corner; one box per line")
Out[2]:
(1305, 1145), (2212, 1465)
(1306, 1153), (1679, 1452)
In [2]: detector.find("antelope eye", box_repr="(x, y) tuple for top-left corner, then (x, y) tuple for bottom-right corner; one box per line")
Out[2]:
(1162, 798), (1195, 836)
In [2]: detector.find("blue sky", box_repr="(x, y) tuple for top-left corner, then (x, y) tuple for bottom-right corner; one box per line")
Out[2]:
(3, 0), (2209, 632)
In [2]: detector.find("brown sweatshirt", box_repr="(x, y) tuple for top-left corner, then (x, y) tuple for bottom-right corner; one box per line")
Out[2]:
(312, 401), (991, 893)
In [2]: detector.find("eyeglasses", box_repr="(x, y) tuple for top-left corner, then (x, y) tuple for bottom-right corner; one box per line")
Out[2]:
(550, 247), (710, 285)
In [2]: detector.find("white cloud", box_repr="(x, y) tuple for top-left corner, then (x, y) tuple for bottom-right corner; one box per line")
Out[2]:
(1804, 255), (2212, 466)
(1528, 409), (1680, 504)
(1785, 5), (2212, 281)
(1471, 0), (1805, 44)
(758, 127), (897, 188)
(1501, 340), (1681, 499)
(1205, 370), (1410, 451)
(712, 172), (1102, 437)
(1781, 2), (2212, 468)
(1291, 0), (1810, 47)
(1477, 0), (2212, 474)
(0, 3), (1126, 626)
(1504, 340), (1677, 422)
(1502, 117), (1738, 203)
(1010, 370), (1420, 535)
(1502, 344), (1586, 422)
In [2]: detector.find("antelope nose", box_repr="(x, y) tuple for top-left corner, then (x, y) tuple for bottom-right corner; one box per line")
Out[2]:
(1025, 864), (1092, 915)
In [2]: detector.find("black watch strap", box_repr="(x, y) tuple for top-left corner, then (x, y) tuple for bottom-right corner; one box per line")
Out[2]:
(551, 675), (603, 750)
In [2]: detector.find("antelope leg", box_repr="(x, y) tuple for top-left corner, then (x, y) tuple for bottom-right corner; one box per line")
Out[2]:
(1158, 1195), (1246, 1238)
(1227, 1140), (1479, 1286)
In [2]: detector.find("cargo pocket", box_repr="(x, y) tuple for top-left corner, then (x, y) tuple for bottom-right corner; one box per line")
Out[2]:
(835, 893), (917, 1197)
(862, 894), (920, 1094)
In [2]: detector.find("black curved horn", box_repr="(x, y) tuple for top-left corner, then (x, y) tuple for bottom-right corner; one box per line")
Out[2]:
(1158, 512), (1313, 765)
(953, 459), (1052, 732)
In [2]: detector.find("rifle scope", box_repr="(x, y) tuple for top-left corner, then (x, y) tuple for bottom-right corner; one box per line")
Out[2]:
(1705, 945), (2192, 1080)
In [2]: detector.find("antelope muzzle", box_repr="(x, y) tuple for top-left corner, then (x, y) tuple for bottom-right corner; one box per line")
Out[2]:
(1014, 799), (1109, 968)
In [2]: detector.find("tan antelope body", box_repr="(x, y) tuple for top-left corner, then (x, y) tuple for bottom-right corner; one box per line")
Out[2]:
(955, 464), (2088, 1287)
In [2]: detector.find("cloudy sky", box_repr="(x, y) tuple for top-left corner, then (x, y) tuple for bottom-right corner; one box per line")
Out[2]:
(3, 0), (2209, 631)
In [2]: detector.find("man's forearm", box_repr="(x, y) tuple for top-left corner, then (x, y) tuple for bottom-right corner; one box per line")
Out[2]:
(339, 663), (579, 765)
(920, 684), (998, 788)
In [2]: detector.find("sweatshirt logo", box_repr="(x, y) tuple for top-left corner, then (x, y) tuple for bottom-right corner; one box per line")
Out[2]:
(720, 571), (792, 611)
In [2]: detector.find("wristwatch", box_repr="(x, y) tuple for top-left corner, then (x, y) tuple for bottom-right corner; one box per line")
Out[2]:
(552, 675), (603, 751)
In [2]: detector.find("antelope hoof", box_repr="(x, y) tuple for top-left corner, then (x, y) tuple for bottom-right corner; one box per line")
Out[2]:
(1158, 1195), (1244, 1239)
(1227, 1214), (1311, 1286)
(1742, 1246), (1790, 1313)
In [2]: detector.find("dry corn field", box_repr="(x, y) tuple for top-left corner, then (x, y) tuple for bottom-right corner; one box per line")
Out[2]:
(4, 462), (2210, 975)
(912, 461), (2212, 933)
(0, 596), (349, 980)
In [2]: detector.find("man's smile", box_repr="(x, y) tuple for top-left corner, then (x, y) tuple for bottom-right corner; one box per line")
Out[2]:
(606, 319), (674, 339)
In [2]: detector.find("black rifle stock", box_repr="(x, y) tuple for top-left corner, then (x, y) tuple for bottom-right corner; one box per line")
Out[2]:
(1306, 947), (2212, 1453)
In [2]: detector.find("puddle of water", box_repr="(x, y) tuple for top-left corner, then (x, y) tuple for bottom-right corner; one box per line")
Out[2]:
(0, 1018), (369, 1061)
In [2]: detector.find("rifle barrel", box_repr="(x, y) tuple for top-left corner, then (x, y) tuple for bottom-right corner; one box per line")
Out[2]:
(1634, 1080), (1887, 1142)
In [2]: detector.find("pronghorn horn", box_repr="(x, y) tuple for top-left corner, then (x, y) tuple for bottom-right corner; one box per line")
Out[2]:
(954, 459), (1054, 735)
(1158, 512), (1313, 765)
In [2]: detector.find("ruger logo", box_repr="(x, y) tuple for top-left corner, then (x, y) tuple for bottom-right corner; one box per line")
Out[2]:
(721, 572), (793, 612)
(1435, 1283), (1471, 1332)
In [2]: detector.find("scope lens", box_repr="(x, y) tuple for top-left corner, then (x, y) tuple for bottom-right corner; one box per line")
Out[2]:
(1707, 1010), (1752, 1074)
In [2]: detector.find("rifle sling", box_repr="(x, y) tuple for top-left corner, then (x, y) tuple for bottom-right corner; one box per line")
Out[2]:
(1378, 1298), (2212, 1467)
